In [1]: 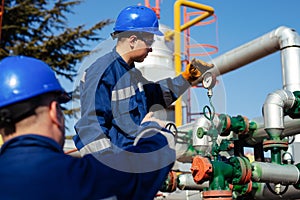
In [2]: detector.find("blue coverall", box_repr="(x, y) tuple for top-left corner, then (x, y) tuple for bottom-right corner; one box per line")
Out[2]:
(74, 47), (190, 154)
(0, 133), (175, 200)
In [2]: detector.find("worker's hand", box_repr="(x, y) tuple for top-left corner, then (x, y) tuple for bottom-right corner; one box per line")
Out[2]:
(182, 58), (214, 84)
(141, 112), (166, 128)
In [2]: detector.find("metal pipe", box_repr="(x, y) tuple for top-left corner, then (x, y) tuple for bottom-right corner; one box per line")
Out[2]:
(206, 26), (300, 144)
(280, 28), (300, 91)
(177, 173), (209, 190)
(175, 26), (300, 145)
(282, 47), (300, 91)
(262, 89), (295, 138)
(178, 26), (300, 143)
(244, 117), (300, 145)
(210, 26), (300, 79)
(175, 26), (300, 200)
(251, 158), (300, 200)
(174, 0), (214, 126)
(252, 161), (300, 184)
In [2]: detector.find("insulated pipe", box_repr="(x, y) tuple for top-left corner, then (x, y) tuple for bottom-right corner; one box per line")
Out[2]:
(177, 173), (209, 190)
(209, 26), (300, 84)
(280, 29), (300, 91)
(204, 26), (300, 144)
(251, 161), (300, 185)
(245, 117), (300, 145)
(262, 89), (295, 138)
(174, 26), (300, 199)
(178, 26), (300, 144)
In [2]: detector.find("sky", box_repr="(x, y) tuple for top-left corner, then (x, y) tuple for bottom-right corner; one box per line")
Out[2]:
(63, 0), (300, 135)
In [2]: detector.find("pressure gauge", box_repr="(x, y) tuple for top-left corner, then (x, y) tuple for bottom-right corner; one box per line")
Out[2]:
(202, 72), (216, 89)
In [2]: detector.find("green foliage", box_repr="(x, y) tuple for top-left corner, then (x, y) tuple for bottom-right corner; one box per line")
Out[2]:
(1, 0), (113, 81)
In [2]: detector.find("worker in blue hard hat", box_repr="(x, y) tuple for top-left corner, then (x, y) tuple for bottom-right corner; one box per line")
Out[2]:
(0, 55), (176, 200)
(73, 5), (213, 158)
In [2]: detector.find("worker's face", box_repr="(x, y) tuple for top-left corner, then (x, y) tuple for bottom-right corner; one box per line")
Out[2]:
(131, 33), (154, 62)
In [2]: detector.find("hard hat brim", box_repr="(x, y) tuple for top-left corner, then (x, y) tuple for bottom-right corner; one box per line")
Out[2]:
(56, 92), (71, 104)
(151, 29), (164, 36)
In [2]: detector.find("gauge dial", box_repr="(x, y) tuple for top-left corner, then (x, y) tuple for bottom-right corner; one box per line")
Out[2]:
(202, 72), (216, 89)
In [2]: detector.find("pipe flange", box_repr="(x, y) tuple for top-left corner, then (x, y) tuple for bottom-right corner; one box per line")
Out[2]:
(239, 157), (252, 185)
(263, 140), (288, 151)
(240, 116), (250, 135)
(230, 181), (253, 196)
(160, 171), (177, 192)
(230, 157), (252, 185)
(219, 114), (231, 136)
(202, 190), (232, 200)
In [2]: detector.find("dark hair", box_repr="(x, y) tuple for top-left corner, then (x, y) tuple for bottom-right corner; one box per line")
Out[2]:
(0, 92), (63, 131)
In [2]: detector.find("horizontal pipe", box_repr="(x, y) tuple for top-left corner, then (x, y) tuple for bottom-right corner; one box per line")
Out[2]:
(177, 173), (209, 190)
(245, 117), (300, 145)
(174, 0), (214, 32)
(209, 26), (300, 77)
(252, 161), (300, 184)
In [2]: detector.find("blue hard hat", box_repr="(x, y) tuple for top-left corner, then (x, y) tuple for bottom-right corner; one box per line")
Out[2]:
(113, 5), (163, 36)
(0, 56), (68, 108)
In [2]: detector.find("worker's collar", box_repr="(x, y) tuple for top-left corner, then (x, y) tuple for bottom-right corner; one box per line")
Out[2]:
(0, 134), (63, 155)
(112, 47), (135, 70)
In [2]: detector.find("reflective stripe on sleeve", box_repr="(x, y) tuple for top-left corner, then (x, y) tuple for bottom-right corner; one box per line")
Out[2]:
(111, 86), (135, 101)
(79, 138), (111, 156)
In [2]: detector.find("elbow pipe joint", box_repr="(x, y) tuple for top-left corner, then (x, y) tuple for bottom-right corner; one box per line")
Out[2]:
(263, 89), (295, 138)
(275, 26), (300, 49)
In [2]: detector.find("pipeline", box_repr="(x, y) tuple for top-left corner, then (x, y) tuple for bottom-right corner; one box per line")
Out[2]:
(263, 90), (295, 131)
(209, 26), (300, 88)
(174, 26), (300, 199)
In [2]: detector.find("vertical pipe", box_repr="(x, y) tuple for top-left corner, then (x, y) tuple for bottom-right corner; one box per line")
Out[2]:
(174, 0), (183, 126)
(279, 27), (300, 91)
(173, 0), (214, 126)
(281, 47), (300, 91)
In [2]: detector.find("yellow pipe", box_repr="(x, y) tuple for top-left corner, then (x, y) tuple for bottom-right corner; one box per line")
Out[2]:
(173, 0), (214, 126)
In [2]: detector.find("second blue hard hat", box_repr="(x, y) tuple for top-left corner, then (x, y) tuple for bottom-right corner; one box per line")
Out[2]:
(0, 56), (69, 108)
(113, 5), (163, 36)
